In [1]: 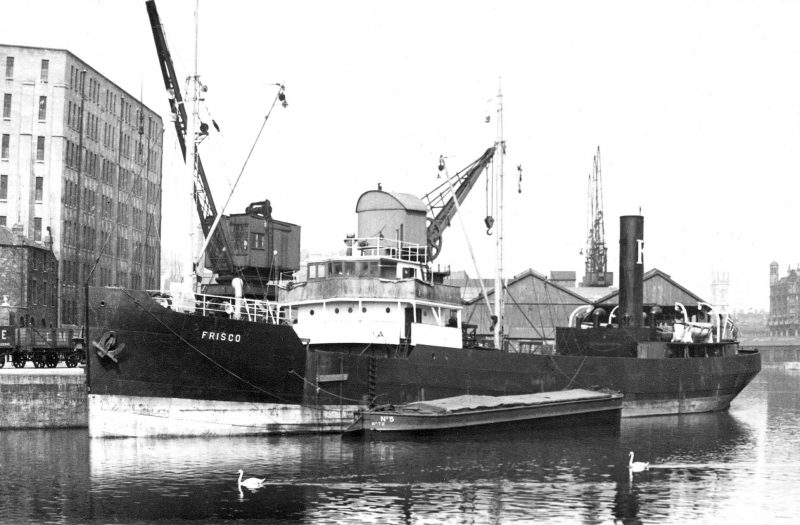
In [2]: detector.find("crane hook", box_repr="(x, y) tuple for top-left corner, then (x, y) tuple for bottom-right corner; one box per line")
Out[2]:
(484, 215), (494, 235)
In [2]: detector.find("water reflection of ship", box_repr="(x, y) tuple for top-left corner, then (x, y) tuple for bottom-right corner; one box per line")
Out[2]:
(84, 410), (757, 523)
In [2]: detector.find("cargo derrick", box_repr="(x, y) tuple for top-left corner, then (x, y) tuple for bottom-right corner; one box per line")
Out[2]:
(422, 146), (496, 263)
(145, 0), (298, 298)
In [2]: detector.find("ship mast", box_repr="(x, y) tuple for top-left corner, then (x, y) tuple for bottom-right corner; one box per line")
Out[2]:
(493, 83), (504, 349)
(178, 0), (201, 311)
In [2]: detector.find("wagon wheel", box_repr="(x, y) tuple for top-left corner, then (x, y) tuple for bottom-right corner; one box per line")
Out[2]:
(12, 352), (26, 368)
(45, 351), (59, 368)
(65, 352), (78, 368)
(33, 352), (45, 368)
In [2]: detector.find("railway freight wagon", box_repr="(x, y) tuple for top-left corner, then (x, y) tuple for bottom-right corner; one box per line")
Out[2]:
(0, 326), (85, 368)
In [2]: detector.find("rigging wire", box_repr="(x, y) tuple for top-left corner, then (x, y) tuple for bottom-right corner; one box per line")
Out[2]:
(195, 83), (288, 269)
(439, 155), (495, 327)
(503, 284), (545, 340)
(117, 288), (302, 405)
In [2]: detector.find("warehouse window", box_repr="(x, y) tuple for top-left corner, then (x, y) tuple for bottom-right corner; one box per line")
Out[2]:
(2, 93), (10, 119)
(34, 218), (42, 242)
(36, 136), (45, 161)
(4, 57), (13, 80)
(38, 96), (47, 121)
(35, 177), (43, 201)
(40, 59), (49, 83)
(1, 135), (8, 159)
(0, 175), (6, 199)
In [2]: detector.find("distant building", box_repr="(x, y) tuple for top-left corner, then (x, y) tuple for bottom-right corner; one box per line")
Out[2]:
(0, 45), (164, 325)
(710, 270), (730, 313)
(767, 261), (800, 337)
(444, 270), (494, 302)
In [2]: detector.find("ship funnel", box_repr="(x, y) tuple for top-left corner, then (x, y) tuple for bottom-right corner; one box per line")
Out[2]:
(619, 215), (644, 327)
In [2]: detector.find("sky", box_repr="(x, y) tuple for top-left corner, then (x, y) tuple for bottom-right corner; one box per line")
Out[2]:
(5, 0), (800, 310)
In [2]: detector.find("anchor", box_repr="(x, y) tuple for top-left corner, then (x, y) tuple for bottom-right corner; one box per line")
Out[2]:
(92, 331), (125, 363)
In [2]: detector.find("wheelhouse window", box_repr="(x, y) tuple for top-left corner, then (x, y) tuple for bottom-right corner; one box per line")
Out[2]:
(380, 260), (397, 279)
(308, 262), (327, 280)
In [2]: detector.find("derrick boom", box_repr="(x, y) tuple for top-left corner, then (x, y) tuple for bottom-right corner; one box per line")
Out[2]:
(423, 146), (496, 262)
(145, 0), (235, 276)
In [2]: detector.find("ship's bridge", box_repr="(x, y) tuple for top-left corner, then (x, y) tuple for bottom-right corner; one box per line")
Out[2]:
(280, 236), (464, 349)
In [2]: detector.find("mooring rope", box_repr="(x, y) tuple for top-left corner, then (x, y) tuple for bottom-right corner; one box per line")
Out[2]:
(288, 369), (364, 404)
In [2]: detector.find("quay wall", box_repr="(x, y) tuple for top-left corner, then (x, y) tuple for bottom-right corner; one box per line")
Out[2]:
(0, 369), (87, 429)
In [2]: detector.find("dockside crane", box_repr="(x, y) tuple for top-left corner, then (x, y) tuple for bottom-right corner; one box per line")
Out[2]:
(145, 0), (299, 297)
(145, 0), (233, 276)
(581, 146), (613, 287)
(422, 146), (496, 262)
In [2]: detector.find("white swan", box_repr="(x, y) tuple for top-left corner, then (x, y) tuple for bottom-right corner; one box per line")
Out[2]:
(237, 469), (265, 489)
(628, 451), (650, 472)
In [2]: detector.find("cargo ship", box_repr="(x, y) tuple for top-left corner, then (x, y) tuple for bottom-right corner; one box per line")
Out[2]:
(86, 184), (760, 437)
(282, 200), (761, 421)
(85, 1), (759, 437)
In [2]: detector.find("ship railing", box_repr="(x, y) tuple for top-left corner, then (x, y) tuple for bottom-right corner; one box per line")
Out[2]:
(348, 237), (429, 264)
(195, 292), (289, 325)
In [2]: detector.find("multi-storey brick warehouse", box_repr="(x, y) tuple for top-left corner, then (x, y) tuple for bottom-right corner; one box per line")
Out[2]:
(0, 226), (58, 327)
(1, 45), (163, 325)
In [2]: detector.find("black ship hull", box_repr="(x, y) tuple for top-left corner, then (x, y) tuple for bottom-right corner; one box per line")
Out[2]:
(86, 287), (347, 437)
(308, 343), (762, 418)
(87, 286), (761, 436)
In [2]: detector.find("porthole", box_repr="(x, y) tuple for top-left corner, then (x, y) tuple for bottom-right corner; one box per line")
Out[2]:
(385, 307), (391, 314)
(348, 307), (353, 313)
(335, 307), (340, 314)
(310, 310), (315, 316)
(362, 307), (367, 313)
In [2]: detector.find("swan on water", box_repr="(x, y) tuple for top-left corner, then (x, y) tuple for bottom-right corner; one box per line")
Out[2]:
(628, 451), (650, 472)
(237, 469), (265, 489)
